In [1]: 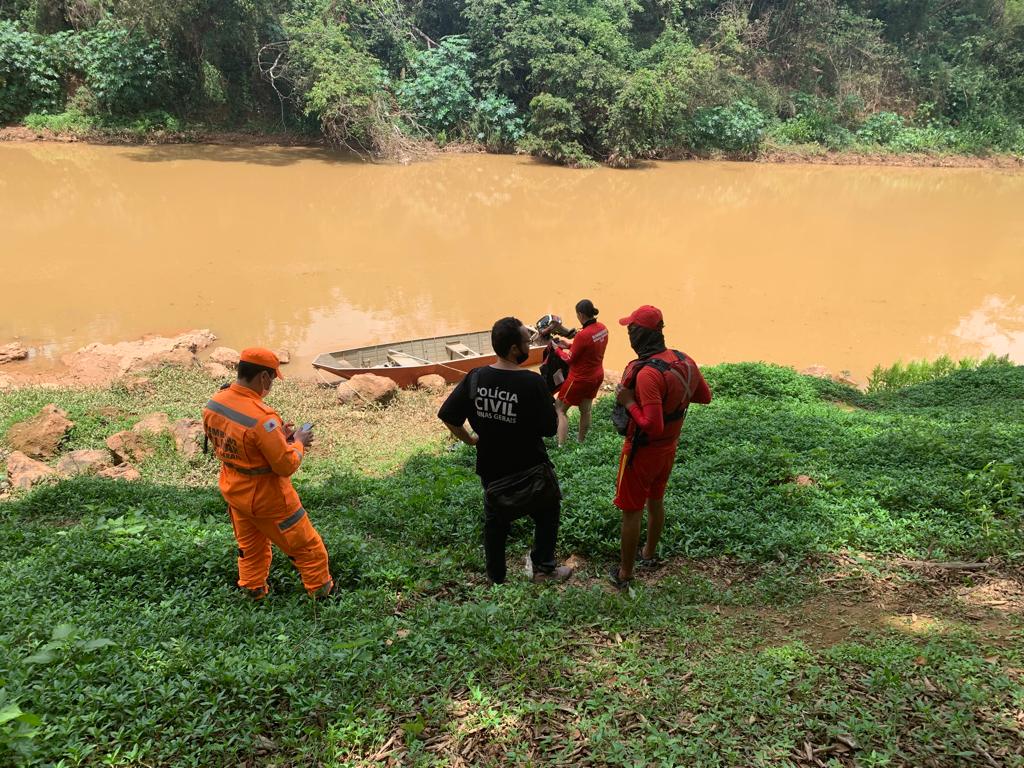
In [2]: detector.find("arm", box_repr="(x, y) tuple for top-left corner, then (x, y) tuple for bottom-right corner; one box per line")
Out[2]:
(691, 366), (712, 404)
(626, 368), (666, 438)
(254, 416), (305, 477)
(437, 378), (474, 443)
(443, 422), (478, 446)
(563, 329), (590, 363)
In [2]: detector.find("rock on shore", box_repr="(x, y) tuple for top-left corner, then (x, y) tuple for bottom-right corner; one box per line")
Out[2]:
(6, 451), (57, 490)
(56, 449), (113, 477)
(0, 343), (28, 365)
(337, 374), (399, 406)
(5, 404), (74, 459)
(63, 330), (216, 386)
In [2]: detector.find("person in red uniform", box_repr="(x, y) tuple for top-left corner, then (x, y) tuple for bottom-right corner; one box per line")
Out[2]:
(610, 306), (712, 588)
(553, 299), (609, 446)
(202, 348), (334, 599)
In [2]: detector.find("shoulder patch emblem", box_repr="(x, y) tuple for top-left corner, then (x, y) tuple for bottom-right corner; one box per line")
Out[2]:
(263, 419), (279, 433)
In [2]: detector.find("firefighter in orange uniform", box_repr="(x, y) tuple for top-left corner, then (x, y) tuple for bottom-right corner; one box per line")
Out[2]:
(202, 348), (334, 599)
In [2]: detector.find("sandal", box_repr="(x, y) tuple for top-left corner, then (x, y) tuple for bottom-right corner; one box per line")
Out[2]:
(608, 565), (632, 590)
(635, 544), (661, 568)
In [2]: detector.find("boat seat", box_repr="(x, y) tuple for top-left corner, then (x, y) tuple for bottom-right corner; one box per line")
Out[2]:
(387, 350), (428, 367)
(446, 342), (478, 360)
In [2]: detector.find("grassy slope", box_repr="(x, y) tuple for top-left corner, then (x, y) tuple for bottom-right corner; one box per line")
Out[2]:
(0, 364), (1022, 766)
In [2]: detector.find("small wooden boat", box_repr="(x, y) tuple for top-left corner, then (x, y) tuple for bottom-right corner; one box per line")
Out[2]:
(312, 329), (546, 388)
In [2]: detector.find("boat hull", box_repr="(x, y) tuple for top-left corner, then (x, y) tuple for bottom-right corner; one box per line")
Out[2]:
(313, 341), (546, 388)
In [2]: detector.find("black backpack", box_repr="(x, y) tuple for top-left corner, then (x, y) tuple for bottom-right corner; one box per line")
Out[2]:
(538, 341), (570, 393)
(611, 351), (695, 439)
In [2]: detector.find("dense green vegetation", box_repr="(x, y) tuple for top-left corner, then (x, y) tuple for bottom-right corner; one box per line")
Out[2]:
(2, 1), (1023, 163)
(0, 361), (1022, 764)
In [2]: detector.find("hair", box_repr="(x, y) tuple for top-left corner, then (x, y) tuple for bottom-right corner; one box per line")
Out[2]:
(575, 299), (598, 318)
(491, 316), (526, 357)
(237, 361), (275, 381)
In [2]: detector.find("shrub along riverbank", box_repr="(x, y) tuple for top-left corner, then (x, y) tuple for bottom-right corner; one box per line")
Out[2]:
(2, 2), (1023, 165)
(0, 361), (1022, 765)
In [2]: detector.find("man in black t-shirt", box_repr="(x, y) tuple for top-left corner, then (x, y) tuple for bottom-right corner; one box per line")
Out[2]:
(439, 317), (574, 584)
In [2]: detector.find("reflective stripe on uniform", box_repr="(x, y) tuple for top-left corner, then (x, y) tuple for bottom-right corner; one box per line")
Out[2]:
(204, 399), (258, 428)
(278, 507), (307, 532)
(223, 461), (273, 476)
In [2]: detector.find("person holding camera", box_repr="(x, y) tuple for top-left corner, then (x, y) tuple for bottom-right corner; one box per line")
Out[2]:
(610, 307), (712, 589)
(202, 348), (334, 599)
(552, 299), (609, 446)
(438, 317), (573, 584)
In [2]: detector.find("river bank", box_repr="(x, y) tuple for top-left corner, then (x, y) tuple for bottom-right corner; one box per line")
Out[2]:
(3, 124), (1022, 170)
(1, 357), (1022, 765)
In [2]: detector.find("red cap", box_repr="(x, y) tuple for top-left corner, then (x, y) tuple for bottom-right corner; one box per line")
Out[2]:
(618, 305), (664, 330)
(239, 347), (283, 379)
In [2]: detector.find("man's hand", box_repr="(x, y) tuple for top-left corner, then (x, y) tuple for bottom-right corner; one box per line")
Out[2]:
(555, 337), (570, 350)
(294, 426), (314, 449)
(283, 422), (296, 440)
(616, 385), (636, 408)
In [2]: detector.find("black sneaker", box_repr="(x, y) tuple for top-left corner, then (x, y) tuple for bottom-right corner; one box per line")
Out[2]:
(608, 565), (632, 590)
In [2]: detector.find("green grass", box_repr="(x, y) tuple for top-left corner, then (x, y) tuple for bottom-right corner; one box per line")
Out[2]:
(1, 362), (1022, 765)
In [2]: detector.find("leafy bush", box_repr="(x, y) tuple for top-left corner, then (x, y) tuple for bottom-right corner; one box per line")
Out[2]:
(470, 93), (524, 151)
(703, 363), (819, 403)
(856, 111), (905, 145)
(521, 92), (592, 167)
(689, 100), (767, 154)
(398, 35), (476, 141)
(605, 68), (672, 164)
(282, 8), (400, 156)
(0, 22), (65, 122)
(867, 354), (1013, 393)
(78, 21), (172, 115)
(773, 93), (857, 149)
(22, 109), (94, 133)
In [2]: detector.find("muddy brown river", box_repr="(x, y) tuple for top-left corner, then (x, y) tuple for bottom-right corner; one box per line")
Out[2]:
(1, 142), (1022, 381)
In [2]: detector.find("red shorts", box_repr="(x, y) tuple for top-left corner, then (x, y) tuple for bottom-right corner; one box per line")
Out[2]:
(558, 374), (602, 407)
(613, 442), (677, 511)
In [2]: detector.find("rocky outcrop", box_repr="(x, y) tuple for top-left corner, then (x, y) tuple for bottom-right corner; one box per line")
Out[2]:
(336, 374), (399, 406)
(106, 430), (155, 464)
(132, 412), (171, 436)
(56, 449), (113, 477)
(63, 329), (216, 385)
(6, 451), (57, 489)
(0, 343), (28, 365)
(209, 347), (240, 368)
(204, 362), (233, 379)
(99, 463), (141, 482)
(416, 374), (447, 392)
(274, 349), (291, 365)
(5, 404), (74, 459)
(171, 418), (204, 459)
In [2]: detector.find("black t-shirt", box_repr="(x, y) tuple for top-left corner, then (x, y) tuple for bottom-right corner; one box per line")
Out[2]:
(438, 366), (557, 486)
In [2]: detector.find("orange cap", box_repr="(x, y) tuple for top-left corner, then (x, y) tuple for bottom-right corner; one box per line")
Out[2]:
(239, 347), (283, 379)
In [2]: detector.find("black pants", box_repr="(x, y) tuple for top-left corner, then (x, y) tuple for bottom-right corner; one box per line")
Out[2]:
(482, 463), (562, 584)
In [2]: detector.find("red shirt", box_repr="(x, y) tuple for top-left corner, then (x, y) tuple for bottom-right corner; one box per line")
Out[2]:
(556, 320), (609, 382)
(623, 350), (712, 447)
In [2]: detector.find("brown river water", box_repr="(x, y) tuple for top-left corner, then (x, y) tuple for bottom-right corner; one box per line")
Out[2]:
(1, 142), (1023, 382)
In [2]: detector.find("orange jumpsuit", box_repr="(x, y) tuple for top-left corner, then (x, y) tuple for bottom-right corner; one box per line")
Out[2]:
(202, 383), (331, 596)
